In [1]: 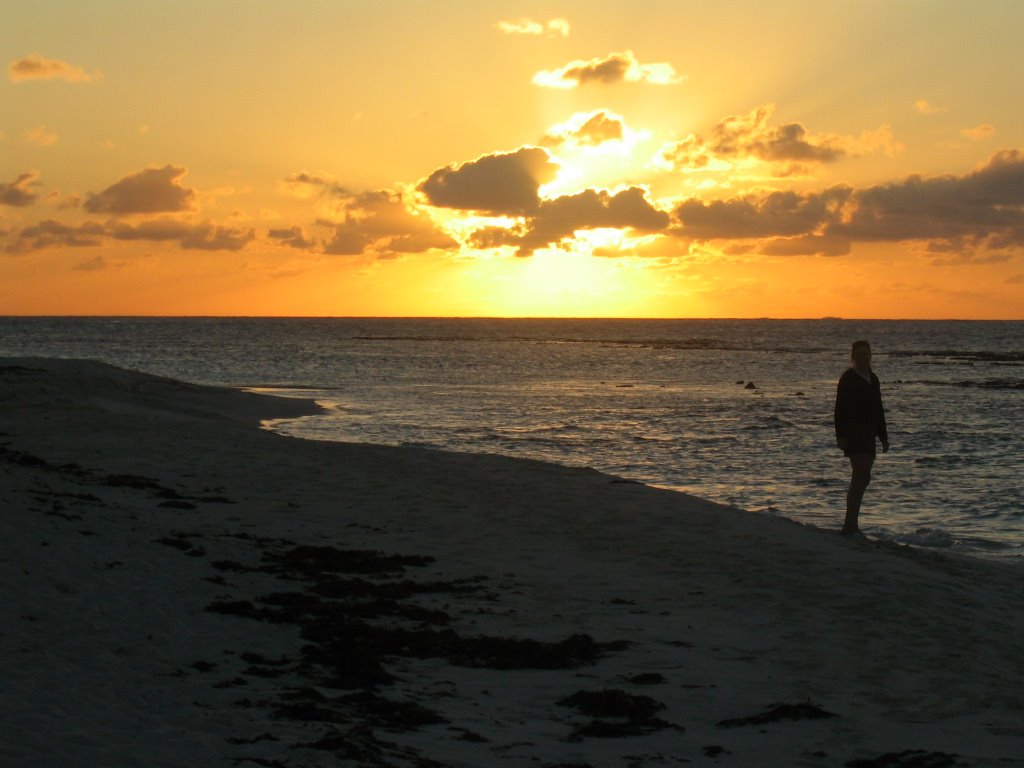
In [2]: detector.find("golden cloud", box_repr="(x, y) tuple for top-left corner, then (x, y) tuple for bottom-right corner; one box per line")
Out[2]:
(8, 54), (99, 83)
(24, 125), (59, 146)
(914, 99), (946, 114)
(658, 104), (901, 174)
(323, 190), (456, 256)
(541, 110), (625, 148)
(961, 124), (997, 141)
(469, 186), (670, 256)
(496, 17), (570, 36)
(532, 50), (681, 89)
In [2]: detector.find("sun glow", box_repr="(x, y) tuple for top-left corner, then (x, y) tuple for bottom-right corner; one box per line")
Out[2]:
(540, 126), (654, 198)
(466, 247), (660, 317)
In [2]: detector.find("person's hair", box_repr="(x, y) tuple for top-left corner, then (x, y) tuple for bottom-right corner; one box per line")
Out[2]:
(851, 340), (871, 354)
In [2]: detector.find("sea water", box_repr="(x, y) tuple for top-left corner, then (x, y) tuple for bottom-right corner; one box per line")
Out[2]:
(2, 317), (1021, 562)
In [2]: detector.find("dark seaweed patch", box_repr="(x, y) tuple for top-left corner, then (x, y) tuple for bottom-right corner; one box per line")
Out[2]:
(717, 702), (838, 728)
(846, 750), (965, 768)
(557, 689), (664, 720)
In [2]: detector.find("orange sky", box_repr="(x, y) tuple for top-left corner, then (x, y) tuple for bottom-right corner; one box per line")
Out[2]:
(2, 1), (1022, 318)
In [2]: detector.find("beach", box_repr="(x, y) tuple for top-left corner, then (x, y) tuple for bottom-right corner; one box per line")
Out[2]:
(2, 358), (1023, 767)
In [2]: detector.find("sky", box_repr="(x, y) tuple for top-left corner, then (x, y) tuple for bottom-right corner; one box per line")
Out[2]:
(2, 0), (1023, 318)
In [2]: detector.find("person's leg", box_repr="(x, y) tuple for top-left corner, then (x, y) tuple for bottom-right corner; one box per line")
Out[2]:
(843, 454), (874, 535)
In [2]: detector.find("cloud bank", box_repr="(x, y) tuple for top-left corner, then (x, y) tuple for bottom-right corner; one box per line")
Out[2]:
(666, 150), (1024, 255)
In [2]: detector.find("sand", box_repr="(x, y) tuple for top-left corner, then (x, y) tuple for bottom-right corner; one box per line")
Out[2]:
(2, 357), (1022, 768)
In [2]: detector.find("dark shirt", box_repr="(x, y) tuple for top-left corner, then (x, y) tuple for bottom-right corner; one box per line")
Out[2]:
(834, 368), (888, 444)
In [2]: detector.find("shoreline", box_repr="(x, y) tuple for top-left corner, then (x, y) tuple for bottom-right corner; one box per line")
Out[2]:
(3, 357), (1023, 767)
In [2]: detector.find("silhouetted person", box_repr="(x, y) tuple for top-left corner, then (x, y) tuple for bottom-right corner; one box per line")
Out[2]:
(834, 340), (889, 535)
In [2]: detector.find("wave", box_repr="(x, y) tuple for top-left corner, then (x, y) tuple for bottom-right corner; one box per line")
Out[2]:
(890, 350), (1024, 363)
(899, 378), (1024, 391)
(349, 335), (835, 353)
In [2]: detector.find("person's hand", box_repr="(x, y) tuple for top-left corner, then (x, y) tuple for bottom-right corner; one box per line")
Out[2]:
(837, 437), (847, 451)
(881, 440), (890, 453)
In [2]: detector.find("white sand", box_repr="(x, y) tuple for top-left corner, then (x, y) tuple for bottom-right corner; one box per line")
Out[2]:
(2, 357), (1022, 768)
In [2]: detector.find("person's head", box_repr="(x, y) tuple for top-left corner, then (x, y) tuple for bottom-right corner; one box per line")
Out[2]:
(851, 340), (872, 369)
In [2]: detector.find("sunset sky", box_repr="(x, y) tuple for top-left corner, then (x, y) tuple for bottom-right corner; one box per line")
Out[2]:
(2, 0), (1022, 318)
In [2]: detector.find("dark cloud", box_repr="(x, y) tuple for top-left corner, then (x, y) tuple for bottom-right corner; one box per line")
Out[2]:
(73, 256), (112, 271)
(827, 149), (1024, 244)
(0, 171), (42, 207)
(84, 165), (197, 215)
(281, 172), (348, 198)
(107, 218), (192, 241)
(713, 105), (844, 162)
(107, 217), (254, 250)
(929, 251), (1014, 267)
(542, 110), (624, 148)
(756, 234), (852, 257)
(180, 223), (255, 251)
(6, 216), (254, 253)
(672, 187), (852, 240)
(7, 219), (105, 253)
(533, 50), (680, 88)
(419, 148), (559, 215)
(8, 54), (97, 83)
(470, 186), (669, 256)
(323, 190), (456, 256)
(269, 225), (316, 249)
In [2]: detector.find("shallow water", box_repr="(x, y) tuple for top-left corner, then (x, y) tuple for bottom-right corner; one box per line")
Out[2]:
(2, 317), (1021, 562)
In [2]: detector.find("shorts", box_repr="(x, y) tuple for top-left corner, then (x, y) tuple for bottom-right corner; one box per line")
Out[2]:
(842, 423), (877, 458)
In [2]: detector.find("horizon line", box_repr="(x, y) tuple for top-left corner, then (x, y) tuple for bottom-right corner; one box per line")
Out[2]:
(2, 314), (1021, 322)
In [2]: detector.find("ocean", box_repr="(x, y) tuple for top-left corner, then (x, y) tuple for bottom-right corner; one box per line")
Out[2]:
(2, 317), (1021, 563)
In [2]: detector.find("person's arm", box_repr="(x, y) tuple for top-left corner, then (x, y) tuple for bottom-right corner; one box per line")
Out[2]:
(874, 374), (889, 452)
(834, 372), (851, 449)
